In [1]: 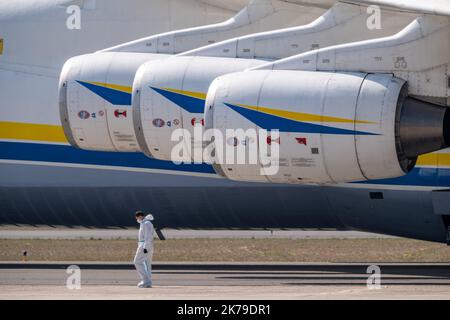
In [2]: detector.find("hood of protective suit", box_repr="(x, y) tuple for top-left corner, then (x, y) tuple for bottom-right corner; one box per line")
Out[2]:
(142, 214), (154, 222)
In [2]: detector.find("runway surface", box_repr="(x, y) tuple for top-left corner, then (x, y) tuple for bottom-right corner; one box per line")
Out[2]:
(0, 228), (394, 240)
(1, 262), (449, 299)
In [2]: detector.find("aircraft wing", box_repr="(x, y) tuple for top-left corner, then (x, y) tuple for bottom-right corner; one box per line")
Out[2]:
(342, 0), (450, 16)
(202, 0), (450, 16)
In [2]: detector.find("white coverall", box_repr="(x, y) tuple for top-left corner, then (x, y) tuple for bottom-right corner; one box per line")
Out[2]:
(134, 214), (154, 286)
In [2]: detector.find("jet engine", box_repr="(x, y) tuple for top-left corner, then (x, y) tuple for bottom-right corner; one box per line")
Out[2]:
(59, 52), (168, 152)
(132, 56), (264, 161)
(204, 70), (450, 184)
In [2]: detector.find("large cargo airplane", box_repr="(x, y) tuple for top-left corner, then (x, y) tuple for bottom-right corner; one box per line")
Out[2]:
(1, 0), (450, 244)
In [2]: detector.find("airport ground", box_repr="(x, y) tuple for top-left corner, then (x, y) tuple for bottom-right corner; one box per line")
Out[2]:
(0, 227), (418, 263)
(1, 262), (450, 299)
(1, 228), (449, 299)
(1, 236), (450, 263)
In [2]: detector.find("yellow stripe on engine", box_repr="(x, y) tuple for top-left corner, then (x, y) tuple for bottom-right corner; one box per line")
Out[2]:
(0, 39), (3, 55)
(235, 104), (376, 124)
(161, 88), (207, 100)
(86, 82), (133, 94)
(0, 122), (67, 143)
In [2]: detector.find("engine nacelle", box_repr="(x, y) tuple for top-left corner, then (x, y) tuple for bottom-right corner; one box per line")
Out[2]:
(205, 70), (450, 184)
(132, 56), (264, 161)
(59, 52), (168, 152)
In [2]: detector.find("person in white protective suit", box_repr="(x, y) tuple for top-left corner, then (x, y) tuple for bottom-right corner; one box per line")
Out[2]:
(134, 211), (154, 288)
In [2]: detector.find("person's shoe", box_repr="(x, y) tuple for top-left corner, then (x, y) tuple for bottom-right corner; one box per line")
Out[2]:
(138, 282), (152, 288)
(137, 281), (144, 287)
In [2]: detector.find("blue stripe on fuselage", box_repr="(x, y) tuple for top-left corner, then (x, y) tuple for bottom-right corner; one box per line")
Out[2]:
(0, 141), (449, 187)
(0, 141), (214, 174)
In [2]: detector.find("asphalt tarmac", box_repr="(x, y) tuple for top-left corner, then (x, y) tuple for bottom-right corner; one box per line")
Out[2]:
(1, 262), (449, 299)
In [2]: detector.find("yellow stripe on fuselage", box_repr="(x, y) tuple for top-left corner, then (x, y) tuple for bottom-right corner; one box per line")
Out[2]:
(0, 122), (68, 143)
(235, 104), (376, 124)
(2, 121), (450, 168)
(161, 88), (207, 100)
(417, 153), (450, 167)
(86, 82), (133, 94)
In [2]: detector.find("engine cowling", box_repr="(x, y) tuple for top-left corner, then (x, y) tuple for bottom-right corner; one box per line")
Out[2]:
(59, 52), (168, 152)
(132, 56), (264, 161)
(204, 70), (450, 184)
